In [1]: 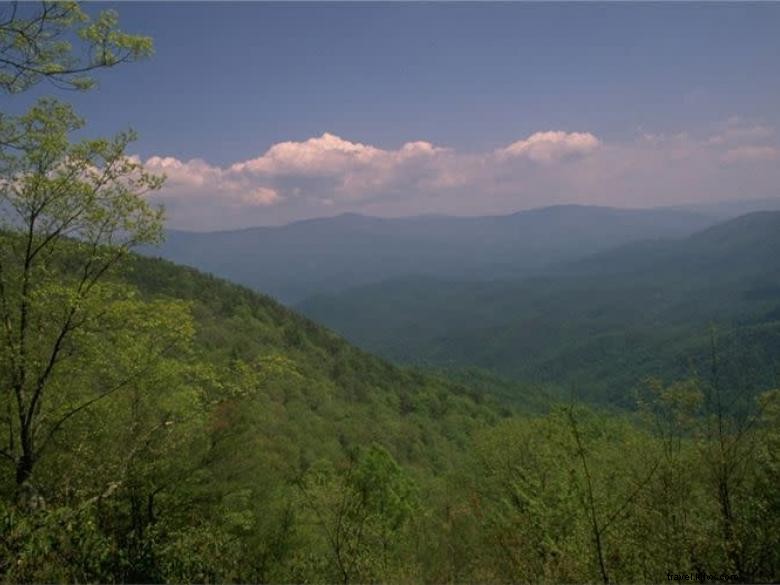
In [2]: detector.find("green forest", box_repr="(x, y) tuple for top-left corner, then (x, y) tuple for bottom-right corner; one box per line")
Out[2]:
(1, 4), (779, 584)
(298, 210), (780, 409)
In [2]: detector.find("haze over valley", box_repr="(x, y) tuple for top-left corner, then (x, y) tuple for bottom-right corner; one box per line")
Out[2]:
(147, 201), (765, 303)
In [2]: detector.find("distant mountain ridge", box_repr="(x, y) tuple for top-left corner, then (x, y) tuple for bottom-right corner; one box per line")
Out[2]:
(296, 211), (780, 406)
(556, 210), (780, 279)
(145, 204), (717, 303)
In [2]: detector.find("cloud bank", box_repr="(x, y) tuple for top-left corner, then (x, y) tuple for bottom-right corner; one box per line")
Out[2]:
(140, 122), (780, 230)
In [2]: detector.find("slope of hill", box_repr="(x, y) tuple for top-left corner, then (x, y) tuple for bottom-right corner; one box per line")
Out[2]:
(145, 205), (714, 303)
(557, 210), (780, 278)
(4, 232), (779, 584)
(297, 212), (780, 406)
(121, 253), (514, 471)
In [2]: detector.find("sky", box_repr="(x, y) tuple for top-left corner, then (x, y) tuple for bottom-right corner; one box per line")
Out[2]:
(5, 2), (780, 230)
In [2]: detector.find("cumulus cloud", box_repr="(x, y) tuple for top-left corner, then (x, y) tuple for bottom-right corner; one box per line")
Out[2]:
(497, 131), (601, 163)
(230, 133), (384, 177)
(237, 187), (282, 206)
(139, 122), (780, 230)
(144, 156), (221, 189)
(228, 133), (451, 200)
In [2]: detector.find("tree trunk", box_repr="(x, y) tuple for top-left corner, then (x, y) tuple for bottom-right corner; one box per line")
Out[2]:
(14, 447), (37, 506)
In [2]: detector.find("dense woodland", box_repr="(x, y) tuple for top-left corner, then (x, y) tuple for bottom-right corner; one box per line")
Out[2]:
(298, 211), (780, 408)
(1, 4), (779, 584)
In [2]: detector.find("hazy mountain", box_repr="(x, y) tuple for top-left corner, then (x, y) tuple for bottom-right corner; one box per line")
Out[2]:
(675, 196), (780, 221)
(297, 212), (780, 405)
(145, 204), (714, 303)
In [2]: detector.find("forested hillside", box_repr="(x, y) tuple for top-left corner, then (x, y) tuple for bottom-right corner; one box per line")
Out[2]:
(2, 247), (779, 583)
(299, 212), (780, 407)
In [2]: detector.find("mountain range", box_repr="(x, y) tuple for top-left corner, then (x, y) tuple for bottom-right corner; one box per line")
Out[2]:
(142, 200), (780, 407)
(298, 211), (780, 406)
(146, 204), (719, 303)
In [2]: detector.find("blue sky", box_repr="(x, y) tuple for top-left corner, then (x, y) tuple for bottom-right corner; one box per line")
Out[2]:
(5, 2), (780, 229)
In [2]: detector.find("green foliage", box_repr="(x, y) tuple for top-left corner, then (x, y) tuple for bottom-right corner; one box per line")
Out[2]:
(0, 97), (165, 501)
(0, 1), (153, 93)
(435, 392), (780, 583)
(0, 243), (509, 582)
(1, 239), (779, 582)
(0, 501), (114, 582)
(295, 446), (418, 583)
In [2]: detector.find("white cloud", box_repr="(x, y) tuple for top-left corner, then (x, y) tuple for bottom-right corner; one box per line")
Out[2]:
(237, 187), (282, 206)
(144, 156), (221, 188)
(497, 131), (601, 163)
(230, 133), (383, 177)
(139, 123), (780, 230)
